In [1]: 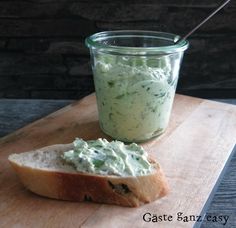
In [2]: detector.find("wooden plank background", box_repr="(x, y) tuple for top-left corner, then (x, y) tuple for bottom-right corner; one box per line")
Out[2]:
(0, 0), (235, 99)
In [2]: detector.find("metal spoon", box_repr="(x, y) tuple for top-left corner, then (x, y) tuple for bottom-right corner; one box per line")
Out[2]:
(175, 0), (231, 44)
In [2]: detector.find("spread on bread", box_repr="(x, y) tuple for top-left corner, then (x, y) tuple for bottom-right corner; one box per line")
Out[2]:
(62, 138), (154, 176)
(8, 140), (169, 207)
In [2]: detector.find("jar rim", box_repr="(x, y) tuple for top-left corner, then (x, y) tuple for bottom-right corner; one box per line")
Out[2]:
(85, 30), (189, 56)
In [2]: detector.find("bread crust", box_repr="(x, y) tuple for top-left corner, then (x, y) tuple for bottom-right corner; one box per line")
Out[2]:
(8, 144), (169, 207)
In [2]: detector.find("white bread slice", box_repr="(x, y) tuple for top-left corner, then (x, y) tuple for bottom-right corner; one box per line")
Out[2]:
(8, 143), (169, 207)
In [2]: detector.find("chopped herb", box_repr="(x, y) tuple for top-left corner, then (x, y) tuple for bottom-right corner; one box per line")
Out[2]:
(151, 108), (156, 113)
(109, 113), (113, 120)
(153, 128), (163, 135)
(93, 159), (104, 168)
(115, 94), (125, 99)
(154, 92), (165, 97)
(107, 81), (115, 87)
(116, 111), (122, 115)
(127, 91), (138, 96)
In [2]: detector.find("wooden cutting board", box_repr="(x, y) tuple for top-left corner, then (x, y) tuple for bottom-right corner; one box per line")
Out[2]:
(0, 94), (236, 228)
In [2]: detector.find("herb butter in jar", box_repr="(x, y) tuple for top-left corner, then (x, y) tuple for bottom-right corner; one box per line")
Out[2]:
(86, 31), (188, 142)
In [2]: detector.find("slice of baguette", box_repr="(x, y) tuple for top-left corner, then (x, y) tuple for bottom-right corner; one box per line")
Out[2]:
(8, 143), (169, 207)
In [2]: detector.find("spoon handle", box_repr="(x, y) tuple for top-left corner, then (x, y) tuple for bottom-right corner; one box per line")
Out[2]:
(175, 0), (231, 44)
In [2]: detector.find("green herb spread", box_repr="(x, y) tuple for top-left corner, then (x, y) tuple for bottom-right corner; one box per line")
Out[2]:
(93, 54), (178, 142)
(62, 138), (154, 176)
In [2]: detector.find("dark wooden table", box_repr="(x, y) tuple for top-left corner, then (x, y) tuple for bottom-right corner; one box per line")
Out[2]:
(0, 97), (235, 228)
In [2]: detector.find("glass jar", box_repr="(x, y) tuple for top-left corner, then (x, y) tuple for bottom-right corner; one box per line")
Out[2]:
(86, 30), (189, 142)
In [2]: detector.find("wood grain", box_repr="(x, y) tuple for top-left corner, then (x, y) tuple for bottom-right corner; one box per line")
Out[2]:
(0, 1), (235, 99)
(0, 93), (236, 227)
